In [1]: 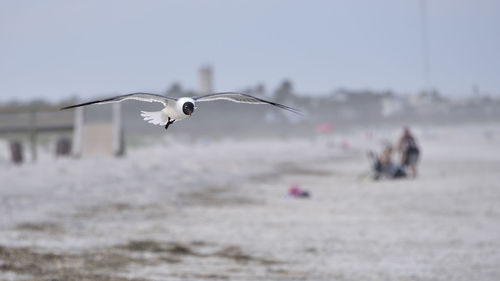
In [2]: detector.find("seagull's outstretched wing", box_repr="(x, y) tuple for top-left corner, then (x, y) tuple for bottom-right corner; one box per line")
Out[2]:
(194, 92), (301, 114)
(60, 93), (176, 110)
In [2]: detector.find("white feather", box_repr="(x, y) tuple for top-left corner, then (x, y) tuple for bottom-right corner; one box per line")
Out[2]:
(140, 111), (168, 125)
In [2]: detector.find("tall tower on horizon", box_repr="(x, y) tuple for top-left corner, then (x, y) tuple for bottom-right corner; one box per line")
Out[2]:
(419, 0), (432, 93)
(198, 65), (213, 95)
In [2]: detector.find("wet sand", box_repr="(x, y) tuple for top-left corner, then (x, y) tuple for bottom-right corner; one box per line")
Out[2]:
(1, 124), (499, 280)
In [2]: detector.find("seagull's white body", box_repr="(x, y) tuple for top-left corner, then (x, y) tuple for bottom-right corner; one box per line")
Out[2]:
(141, 97), (195, 125)
(61, 92), (300, 131)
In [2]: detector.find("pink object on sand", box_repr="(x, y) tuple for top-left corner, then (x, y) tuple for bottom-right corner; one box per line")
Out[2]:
(289, 185), (301, 196)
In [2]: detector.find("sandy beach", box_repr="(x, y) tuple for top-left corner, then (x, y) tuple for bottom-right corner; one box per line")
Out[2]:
(1, 124), (499, 281)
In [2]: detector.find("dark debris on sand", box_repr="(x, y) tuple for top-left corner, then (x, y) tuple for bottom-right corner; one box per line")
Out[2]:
(0, 240), (281, 280)
(0, 245), (148, 281)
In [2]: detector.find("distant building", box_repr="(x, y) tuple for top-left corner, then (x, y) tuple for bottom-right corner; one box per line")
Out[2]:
(198, 65), (213, 95)
(381, 96), (405, 117)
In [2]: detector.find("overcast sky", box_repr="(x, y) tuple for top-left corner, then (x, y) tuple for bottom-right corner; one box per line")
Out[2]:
(1, 0), (499, 101)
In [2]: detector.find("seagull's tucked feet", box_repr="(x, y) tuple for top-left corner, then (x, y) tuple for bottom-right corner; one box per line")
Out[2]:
(164, 118), (175, 131)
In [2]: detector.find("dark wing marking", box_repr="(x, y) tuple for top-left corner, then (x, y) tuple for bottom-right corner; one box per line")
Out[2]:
(193, 92), (302, 115)
(60, 93), (176, 110)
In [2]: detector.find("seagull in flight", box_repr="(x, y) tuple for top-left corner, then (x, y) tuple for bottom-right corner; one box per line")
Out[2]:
(61, 92), (301, 131)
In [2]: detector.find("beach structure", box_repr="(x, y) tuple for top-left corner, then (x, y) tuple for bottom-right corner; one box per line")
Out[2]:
(0, 103), (124, 163)
(0, 105), (73, 163)
(71, 103), (124, 157)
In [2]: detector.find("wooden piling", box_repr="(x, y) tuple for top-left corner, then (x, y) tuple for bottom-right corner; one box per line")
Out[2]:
(9, 141), (23, 164)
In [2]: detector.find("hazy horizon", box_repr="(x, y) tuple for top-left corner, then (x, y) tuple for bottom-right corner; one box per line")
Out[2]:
(1, 0), (499, 102)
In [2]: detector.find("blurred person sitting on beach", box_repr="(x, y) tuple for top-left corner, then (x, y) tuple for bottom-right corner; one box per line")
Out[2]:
(398, 127), (420, 178)
(372, 144), (406, 180)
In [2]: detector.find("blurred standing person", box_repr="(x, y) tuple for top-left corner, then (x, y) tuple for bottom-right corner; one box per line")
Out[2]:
(398, 127), (420, 178)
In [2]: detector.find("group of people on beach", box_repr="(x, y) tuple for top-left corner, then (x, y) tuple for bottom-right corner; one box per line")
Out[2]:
(372, 127), (420, 180)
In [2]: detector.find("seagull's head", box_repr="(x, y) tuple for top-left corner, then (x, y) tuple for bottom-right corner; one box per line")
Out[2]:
(177, 97), (196, 116)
